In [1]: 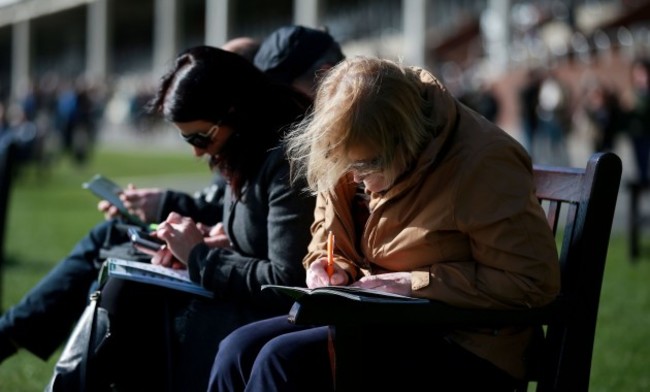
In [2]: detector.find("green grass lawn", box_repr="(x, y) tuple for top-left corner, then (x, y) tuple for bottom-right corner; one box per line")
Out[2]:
(0, 148), (649, 391)
(0, 147), (210, 391)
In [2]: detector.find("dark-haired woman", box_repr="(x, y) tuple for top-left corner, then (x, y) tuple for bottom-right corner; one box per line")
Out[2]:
(59, 46), (316, 392)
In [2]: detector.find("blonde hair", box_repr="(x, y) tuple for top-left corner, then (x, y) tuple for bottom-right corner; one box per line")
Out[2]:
(284, 56), (434, 193)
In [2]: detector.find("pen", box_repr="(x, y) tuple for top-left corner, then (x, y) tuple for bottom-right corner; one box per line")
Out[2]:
(327, 231), (335, 279)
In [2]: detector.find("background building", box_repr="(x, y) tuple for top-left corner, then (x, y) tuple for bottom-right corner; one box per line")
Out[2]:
(1, 0), (650, 169)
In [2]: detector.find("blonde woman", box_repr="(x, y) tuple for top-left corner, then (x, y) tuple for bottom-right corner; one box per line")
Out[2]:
(209, 56), (560, 391)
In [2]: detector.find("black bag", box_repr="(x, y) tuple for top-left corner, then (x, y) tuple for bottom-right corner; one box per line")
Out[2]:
(45, 290), (112, 392)
(46, 222), (154, 391)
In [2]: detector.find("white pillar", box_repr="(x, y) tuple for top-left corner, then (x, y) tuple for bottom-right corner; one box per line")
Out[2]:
(402, 0), (427, 68)
(11, 19), (30, 101)
(205, 0), (230, 47)
(293, 0), (321, 28)
(153, 0), (179, 77)
(482, 0), (511, 75)
(86, 0), (109, 80)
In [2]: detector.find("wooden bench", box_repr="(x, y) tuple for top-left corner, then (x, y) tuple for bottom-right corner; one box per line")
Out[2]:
(289, 151), (623, 391)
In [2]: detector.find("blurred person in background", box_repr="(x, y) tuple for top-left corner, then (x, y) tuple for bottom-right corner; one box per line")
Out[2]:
(535, 69), (572, 165)
(624, 58), (650, 184)
(3, 103), (39, 173)
(518, 67), (544, 155)
(0, 102), (10, 142)
(458, 70), (500, 123)
(53, 77), (90, 167)
(579, 77), (623, 153)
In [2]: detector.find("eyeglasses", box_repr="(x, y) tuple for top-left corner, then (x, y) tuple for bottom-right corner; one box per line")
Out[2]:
(348, 157), (383, 176)
(180, 124), (220, 149)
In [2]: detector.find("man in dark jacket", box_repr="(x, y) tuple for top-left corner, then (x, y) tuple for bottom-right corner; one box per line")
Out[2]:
(255, 25), (345, 99)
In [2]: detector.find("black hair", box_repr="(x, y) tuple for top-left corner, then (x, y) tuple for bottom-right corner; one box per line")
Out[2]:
(147, 45), (311, 198)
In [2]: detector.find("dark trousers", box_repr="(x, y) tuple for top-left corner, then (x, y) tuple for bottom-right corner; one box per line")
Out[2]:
(209, 315), (520, 392)
(209, 315), (332, 392)
(0, 219), (130, 361)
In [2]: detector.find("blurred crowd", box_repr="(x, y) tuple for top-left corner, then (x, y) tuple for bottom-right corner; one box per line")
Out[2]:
(448, 55), (650, 184)
(0, 73), (110, 176)
(3, 50), (650, 185)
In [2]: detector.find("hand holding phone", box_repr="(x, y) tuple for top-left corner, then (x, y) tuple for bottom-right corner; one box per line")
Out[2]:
(127, 227), (166, 253)
(83, 174), (147, 228)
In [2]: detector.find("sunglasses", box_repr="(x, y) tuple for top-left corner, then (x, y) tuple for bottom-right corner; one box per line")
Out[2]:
(348, 157), (384, 176)
(180, 124), (220, 149)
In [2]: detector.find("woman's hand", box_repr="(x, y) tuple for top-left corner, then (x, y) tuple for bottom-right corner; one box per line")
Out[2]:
(306, 258), (348, 288)
(351, 272), (412, 296)
(137, 233), (186, 270)
(149, 248), (186, 270)
(98, 199), (122, 221)
(153, 212), (205, 266)
(197, 222), (231, 248)
(98, 184), (163, 223)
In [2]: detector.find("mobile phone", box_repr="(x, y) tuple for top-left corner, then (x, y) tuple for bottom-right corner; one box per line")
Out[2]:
(83, 174), (147, 228)
(127, 227), (166, 252)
